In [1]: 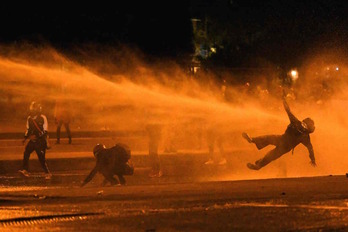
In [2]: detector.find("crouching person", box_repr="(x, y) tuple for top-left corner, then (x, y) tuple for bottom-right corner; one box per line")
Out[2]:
(81, 143), (134, 187)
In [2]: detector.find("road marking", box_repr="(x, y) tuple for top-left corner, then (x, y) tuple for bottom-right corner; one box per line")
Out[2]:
(0, 212), (104, 227)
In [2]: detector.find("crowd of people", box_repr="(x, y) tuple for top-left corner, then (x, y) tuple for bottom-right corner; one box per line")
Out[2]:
(17, 82), (317, 185)
(19, 67), (316, 186)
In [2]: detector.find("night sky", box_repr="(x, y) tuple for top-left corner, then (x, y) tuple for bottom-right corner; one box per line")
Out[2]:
(0, 3), (193, 58)
(0, 1), (347, 68)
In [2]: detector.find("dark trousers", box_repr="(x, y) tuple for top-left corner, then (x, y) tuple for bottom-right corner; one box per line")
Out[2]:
(149, 142), (160, 172)
(102, 163), (134, 186)
(56, 120), (71, 142)
(208, 135), (224, 161)
(252, 135), (292, 169)
(23, 140), (50, 173)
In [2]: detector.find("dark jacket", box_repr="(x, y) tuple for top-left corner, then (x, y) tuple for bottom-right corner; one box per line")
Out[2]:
(81, 143), (133, 186)
(24, 114), (48, 141)
(282, 100), (315, 163)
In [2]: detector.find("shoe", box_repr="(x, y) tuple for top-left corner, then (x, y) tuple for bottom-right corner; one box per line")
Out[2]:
(44, 173), (53, 180)
(218, 158), (227, 165)
(242, 132), (253, 143)
(204, 158), (214, 165)
(247, 163), (260, 170)
(68, 139), (72, 144)
(148, 170), (163, 178)
(18, 169), (30, 177)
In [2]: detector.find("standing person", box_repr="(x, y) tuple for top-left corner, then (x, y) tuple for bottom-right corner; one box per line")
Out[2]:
(146, 124), (163, 178)
(204, 126), (226, 165)
(81, 143), (134, 187)
(242, 93), (316, 170)
(54, 97), (72, 144)
(18, 101), (52, 179)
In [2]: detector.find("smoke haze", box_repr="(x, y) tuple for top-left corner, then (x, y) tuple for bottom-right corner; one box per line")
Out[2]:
(1, 44), (347, 179)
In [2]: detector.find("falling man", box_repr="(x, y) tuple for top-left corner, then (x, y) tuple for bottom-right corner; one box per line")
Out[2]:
(242, 92), (316, 170)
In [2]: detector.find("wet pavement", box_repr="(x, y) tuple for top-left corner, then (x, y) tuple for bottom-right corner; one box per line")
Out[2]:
(1, 136), (348, 231)
(1, 174), (348, 231)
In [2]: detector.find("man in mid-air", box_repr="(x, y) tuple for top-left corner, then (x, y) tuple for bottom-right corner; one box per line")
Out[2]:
(243, 92), (316, 170)
(81, 143), (134, 187)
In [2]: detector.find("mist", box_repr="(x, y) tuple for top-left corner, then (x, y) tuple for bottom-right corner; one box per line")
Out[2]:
(1, 44), (347, 180)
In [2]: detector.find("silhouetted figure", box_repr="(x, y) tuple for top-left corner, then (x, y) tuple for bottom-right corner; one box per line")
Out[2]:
(146, 124), (163, 177)
(204, 126), (226, 165)
(19, 101), (52, 179)
(81, 143), (134, 187)
(163, 124), (177, 153)
(54, 98), (72, 144)
(243, 94), (316, 170)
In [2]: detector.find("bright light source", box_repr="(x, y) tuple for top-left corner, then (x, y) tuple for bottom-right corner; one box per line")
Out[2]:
(290, 69), (299, 81)
(210, 47), (216, 53)
(336, 67), (339, 71)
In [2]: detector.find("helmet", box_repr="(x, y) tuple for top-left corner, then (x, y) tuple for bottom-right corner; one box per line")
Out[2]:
(302, 118), (315, 133)
(29, 101), (42, 115)
(93, 144), (106, 158)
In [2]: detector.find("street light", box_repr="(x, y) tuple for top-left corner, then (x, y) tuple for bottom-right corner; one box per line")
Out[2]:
(289, 69), (299, 81)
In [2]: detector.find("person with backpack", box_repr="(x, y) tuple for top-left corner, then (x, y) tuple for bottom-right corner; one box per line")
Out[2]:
(18, 101), (52, 179)
(81, 143), (134, 187)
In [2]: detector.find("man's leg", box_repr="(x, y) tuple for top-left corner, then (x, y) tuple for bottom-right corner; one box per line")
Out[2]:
(205, 131), (215, 165)
(242, 132), (253, 143)
(205, 142), (215, 165)
(56, 121), (62, 144)
(35, 141), (50, 174)
(117, 175), (126, 185)
(19, 141), (35, 176)
(216, 136), (226, 165)
(148, 154), (163, 177)
(244, 134), (282, 150)
(103, 173), (119, 186)
(64, 123), (72, 144)
(149, 142), (161, 177)
(247, 146), (285, 170)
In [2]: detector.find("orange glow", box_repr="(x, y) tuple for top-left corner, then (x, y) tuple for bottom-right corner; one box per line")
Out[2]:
(0, 45), (348, 180)
(290, 69), (299, 81)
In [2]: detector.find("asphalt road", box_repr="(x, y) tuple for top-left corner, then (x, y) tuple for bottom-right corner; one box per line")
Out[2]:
(0, 134), (346, 231)
(1, 174), (348, 231)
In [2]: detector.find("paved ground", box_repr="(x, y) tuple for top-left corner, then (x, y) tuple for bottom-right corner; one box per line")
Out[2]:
(1, 175), (348, 231)
(1, 134), (347, 231)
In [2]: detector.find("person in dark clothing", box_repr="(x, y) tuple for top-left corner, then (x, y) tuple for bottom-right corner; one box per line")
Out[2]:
(18, 101), (52, 179)
(242, 95), (316, 170)
(54, 98), (72, 144)
(81, 143), (134, 187)
(204, 126), (226, 165)
(146, 124), (163, 178)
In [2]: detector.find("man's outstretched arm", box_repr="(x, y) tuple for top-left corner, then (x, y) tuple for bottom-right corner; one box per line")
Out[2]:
(81, 166), (98, 187)
(302, 137), (316, 167)
(283, 96), (299, 123)
(307, 143), (316, 167)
